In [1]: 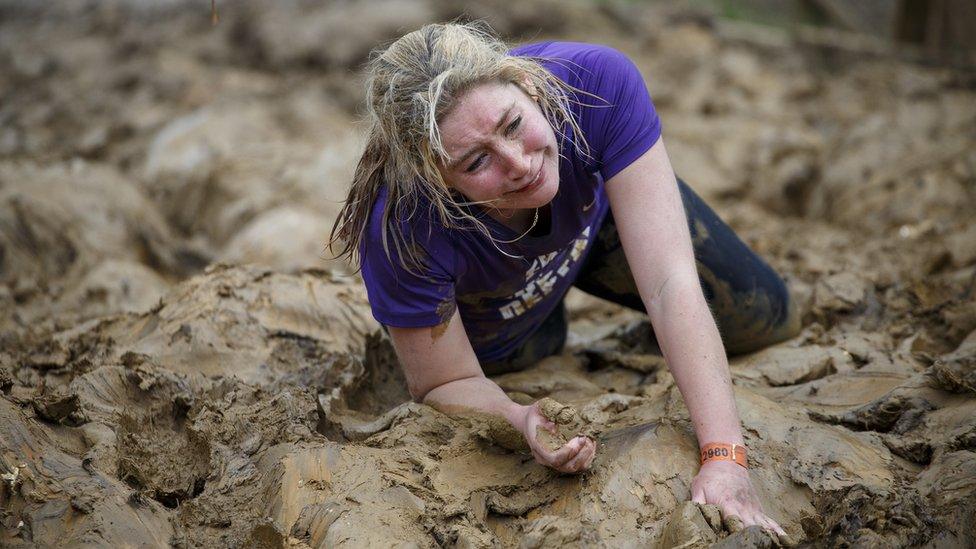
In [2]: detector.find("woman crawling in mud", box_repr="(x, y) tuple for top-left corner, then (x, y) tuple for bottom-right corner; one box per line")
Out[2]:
(331, 22), (800, 536)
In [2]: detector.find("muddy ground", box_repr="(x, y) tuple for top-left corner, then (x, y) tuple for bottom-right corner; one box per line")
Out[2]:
(1, 1), (974, 547)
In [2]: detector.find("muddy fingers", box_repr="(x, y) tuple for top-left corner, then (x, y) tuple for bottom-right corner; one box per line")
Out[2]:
(734, 514), (791, 547)
(761, 517), (795, 546)
(552, 437), (584, 468)
(774, 529), (797, 546)
(699, 504), (723, 532)
(582, 439), (598, 469)
(722, 512), (745, 533)
(762, 515), (788, 538)
(562, 437), (596, 472)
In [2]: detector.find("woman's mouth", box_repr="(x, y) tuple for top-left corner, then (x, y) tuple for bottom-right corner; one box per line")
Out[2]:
(505, 166), (544, 195)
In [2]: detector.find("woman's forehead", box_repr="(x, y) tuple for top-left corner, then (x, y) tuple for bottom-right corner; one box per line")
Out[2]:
(440, 82), (520, 144)
(443, 82), (519, 125)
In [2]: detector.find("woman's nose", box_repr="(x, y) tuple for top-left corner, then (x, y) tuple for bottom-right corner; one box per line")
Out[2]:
(503, 143), (531, 179)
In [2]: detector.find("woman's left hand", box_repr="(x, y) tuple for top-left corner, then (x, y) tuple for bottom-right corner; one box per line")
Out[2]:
(690, 460), (787, 539)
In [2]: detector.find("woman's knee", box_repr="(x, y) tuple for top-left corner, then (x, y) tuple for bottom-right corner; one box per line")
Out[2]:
(720, 286), (802, 355)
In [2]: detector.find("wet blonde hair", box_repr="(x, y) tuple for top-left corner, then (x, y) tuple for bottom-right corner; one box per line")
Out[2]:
(329, 21), (589, 273)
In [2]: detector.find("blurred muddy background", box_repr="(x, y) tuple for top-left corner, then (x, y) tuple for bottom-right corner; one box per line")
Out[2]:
(1, 1), (974, 547)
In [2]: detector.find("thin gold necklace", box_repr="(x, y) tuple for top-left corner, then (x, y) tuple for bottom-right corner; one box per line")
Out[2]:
(496, 207), (540, 244)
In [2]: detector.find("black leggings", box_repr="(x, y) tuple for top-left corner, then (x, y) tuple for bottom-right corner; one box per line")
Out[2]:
(483, 177), (800, 375)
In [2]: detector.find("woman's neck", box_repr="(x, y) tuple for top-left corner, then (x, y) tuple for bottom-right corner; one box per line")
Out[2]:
(488, 207), (536, 233)
(487, 204), (551, 238)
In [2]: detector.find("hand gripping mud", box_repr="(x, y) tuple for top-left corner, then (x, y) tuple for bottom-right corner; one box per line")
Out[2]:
(700, 442), (748, 468)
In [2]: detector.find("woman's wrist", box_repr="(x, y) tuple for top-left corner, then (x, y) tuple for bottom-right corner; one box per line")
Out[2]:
(693, 418), (745, 448)
(502, 401), (529, 429)
(699, 458), (750, 474)
(697, 431), (745, 444)
(699, 441), (748, 468)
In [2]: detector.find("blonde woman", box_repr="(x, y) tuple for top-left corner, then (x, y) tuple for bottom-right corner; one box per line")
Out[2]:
(331, 22), (799, 536)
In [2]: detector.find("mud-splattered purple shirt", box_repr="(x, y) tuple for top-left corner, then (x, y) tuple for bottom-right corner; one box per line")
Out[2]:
(360, 42), (662, 363)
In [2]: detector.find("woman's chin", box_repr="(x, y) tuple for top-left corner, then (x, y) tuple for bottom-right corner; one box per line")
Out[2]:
(534, 181), (559, 207)
(519, 169), (559, 209)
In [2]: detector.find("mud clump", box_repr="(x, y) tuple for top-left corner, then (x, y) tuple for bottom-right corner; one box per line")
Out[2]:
(534, 397), (595, 452)
(814, 485), (940, 547)
(31, 391), (84, 425)
(467, 397), (594, 454)
(116, 405), (210, 509)
(657, 501), (720, 548)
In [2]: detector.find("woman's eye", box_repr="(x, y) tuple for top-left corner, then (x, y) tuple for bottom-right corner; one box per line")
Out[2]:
(466, 154), (487, 173)
(505, 115), (522, 135)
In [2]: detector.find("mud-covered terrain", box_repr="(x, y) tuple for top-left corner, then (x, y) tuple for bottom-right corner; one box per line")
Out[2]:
(1, 1), (974, 547)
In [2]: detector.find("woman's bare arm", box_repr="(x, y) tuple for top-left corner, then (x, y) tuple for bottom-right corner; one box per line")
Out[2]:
(605, 138), (743, 446)
(387, 309), (596, 473)
(605, 137), (786, 536)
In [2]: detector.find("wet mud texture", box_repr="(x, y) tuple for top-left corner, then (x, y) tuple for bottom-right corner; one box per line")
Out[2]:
(2, 1), (975, 547)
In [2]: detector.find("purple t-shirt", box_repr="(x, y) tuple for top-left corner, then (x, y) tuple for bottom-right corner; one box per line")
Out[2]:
(360, 42), (662, 363)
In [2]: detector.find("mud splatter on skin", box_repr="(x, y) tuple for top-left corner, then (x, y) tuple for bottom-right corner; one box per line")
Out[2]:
(430, 297), (456, 340)
(430, 320), (450, 340)
(2, 1), (976, 547)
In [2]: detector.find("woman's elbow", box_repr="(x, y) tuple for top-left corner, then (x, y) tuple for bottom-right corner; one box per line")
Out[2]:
(406, 375), (433, 403)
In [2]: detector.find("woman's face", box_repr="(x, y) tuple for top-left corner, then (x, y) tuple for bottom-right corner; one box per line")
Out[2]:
(436, 80), (560, 221)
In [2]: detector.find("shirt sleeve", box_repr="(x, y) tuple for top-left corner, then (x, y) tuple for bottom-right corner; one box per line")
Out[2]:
(359, 212), (457, 328)
(576, 45), (662, 181)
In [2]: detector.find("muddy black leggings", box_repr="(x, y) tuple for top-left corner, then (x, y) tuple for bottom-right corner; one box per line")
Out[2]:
(483, 177), (801, 375)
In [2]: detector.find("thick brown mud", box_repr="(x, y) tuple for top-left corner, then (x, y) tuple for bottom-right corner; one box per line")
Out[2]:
(2, 1), (975, 547)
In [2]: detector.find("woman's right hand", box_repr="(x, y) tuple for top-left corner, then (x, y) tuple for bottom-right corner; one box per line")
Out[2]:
(514, 402), (597, 474)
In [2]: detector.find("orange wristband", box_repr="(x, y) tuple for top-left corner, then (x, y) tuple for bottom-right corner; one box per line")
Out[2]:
(700, 442), (748, 468)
